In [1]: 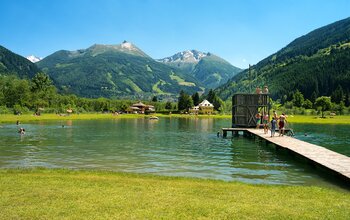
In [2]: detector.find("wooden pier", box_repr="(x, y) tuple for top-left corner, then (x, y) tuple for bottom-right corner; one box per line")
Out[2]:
(222, 128), (350, 182)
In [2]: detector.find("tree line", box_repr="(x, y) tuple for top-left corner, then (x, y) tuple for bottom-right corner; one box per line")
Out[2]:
(1, 72), (349, 116)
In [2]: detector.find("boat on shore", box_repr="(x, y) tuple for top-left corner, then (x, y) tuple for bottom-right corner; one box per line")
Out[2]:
(149, 116), (159, 120)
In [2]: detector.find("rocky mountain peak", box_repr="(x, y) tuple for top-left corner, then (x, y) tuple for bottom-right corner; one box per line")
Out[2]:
(26, 55), (42, 63)
(158, 50), (208, 63)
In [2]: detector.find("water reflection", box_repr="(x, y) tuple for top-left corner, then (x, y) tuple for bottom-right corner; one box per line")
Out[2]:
(0, 118), (348, 189)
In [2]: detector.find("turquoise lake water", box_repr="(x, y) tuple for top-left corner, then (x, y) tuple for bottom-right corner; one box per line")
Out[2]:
(0, 118), (349, 189)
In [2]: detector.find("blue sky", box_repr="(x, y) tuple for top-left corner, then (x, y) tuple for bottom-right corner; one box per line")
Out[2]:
(1, 0), (349, 68)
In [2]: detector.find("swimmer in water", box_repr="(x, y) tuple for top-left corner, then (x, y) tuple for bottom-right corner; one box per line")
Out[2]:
(18, 127), (25, 134)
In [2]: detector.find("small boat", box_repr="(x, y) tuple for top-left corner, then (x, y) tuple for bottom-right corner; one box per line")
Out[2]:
(149, 116), (159, 120)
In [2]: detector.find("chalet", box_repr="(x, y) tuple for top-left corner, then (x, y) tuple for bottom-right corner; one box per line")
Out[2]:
(127, 102), (155, 114)
(190, 99), (214, 114)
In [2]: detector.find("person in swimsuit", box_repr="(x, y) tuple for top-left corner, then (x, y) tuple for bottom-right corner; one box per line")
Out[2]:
(256, 112), (261, 129)
(270, 117), (277, 137)
(279, 113), (287, 136)
(273, 110), (278, 120)
(263, 112), (269, 134)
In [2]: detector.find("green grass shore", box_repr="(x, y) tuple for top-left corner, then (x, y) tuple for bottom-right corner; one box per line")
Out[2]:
(1, 113), (350, 124)
(0, 169), (349, 219)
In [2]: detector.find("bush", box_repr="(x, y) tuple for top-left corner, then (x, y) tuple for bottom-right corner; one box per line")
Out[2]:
(0, 106), (11, 114)
(12, 104), (30, 115)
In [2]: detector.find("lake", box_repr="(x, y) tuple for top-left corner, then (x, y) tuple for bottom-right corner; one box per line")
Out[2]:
(0, 117), (349, 189)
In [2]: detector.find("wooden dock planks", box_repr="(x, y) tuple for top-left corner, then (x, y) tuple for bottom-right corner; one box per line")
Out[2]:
(247, 128), (350, 180)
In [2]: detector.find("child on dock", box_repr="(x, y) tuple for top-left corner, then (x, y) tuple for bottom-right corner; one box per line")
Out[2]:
(270, 117), (277, 137)
(263, 112), (269, 134)
(255, 112), (261, 129)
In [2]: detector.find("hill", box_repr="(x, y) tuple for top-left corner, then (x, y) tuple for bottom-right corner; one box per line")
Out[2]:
(158, 50), (242, 89)
(215, 17), (350, 101)
(37, 42), (203, 99)
(0, 45), (40, 78)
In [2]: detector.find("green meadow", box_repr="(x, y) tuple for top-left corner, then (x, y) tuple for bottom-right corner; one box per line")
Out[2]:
(0, 169), (349, 219)
(1, 114), (349, 219)
(1, 113), (350, 124)
(286, 115), (350, 124)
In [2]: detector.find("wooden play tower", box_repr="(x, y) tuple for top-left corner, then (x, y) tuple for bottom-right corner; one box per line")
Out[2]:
(231, 93), (270, 128)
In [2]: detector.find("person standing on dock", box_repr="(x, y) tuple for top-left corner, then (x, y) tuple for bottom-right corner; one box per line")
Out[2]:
(273, 110), (278, 120)
(270, 117), (277, 137)
(279, 113), (287, 136)
(263, 112), (269, 134)
(256, 112), (261, 129)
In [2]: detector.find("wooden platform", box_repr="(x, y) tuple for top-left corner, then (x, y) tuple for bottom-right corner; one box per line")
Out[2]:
(222, 128), (350, 181)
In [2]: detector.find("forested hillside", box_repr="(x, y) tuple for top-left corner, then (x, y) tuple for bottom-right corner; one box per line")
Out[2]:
(0, 45), (40, 79)
(191, 54), (242, 89)
(215, 17), (350, 102)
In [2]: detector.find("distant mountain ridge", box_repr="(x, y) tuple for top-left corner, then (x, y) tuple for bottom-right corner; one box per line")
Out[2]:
(158, 50), (208, 63)
(37, 41), (204, 99)
(215, 17), (350, 101)
(158, 50), (242, 89)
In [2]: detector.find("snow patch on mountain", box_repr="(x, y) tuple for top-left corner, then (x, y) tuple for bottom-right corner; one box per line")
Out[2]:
(26, 55), (42, 63)
(158, 50), (208, 63)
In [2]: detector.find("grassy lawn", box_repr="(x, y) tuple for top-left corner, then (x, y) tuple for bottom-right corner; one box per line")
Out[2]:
(287, 115), (350, 124)
(0, 169), (349, 219)
(1, 113), (350, 124)
(0, 113), (145, 123)
(0, 113), (231, 123)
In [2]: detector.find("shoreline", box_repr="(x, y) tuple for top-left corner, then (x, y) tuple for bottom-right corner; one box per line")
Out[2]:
(1, 113), (350, 124)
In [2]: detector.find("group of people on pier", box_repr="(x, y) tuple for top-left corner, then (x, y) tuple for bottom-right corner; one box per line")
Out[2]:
(256, 110), (287, 137)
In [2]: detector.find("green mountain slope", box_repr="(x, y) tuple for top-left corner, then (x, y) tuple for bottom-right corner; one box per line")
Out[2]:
(37, 42), (203, 99)
(216, 17), (350, 101)
(158, 50), (242, 89)
(0, 45), (40, 78)
(192, 54), (242, 89)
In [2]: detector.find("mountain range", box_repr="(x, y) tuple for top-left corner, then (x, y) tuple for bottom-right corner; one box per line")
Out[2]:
(1, 16), (350, 103)
(37, 41), (205, 99)
(36, 41), (241, 99)
(158, 50), (242, 89)
(215, 17), (350, 102)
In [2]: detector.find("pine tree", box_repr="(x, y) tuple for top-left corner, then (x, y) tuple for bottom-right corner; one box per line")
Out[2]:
(292, 90), (304, 107)
(192, 92), (200, 106)
(178, 90), (193, 111)
(151, 96), (158, 102)
(165, 101), (172, 110)
(207, 89), (215, 103)
(330, 85), (344, 104)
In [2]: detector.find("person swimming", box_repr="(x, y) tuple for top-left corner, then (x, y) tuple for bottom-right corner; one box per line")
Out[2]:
(18, 127), (25, 134)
